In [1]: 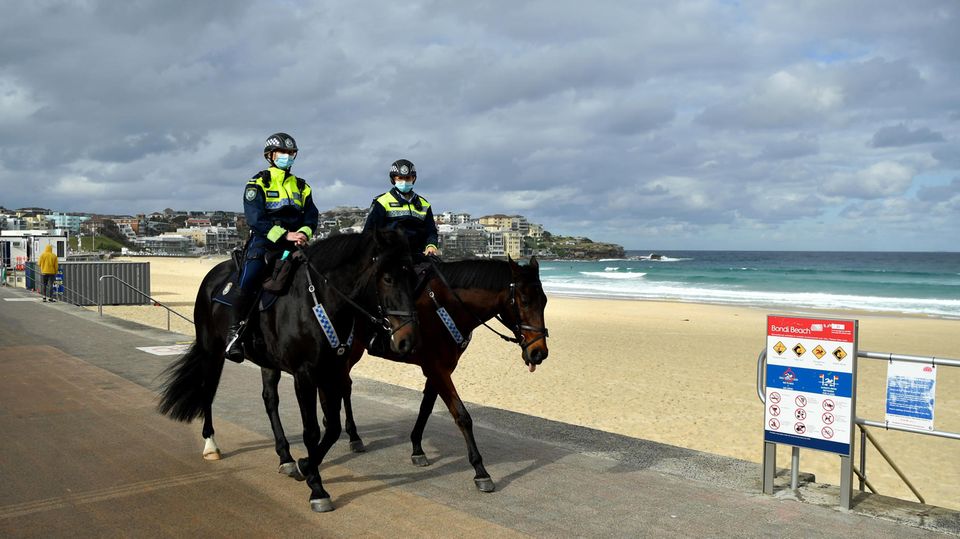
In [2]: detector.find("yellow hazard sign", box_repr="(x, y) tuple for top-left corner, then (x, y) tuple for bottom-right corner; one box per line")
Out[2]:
(812, 345), (826, 359)
(793, 343), (806, 357)
(773, 341), (787, 355)
(833, 347), (847, 361)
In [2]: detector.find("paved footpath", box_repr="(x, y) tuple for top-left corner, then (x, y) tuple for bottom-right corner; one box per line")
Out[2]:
(1, 285), (957, 538)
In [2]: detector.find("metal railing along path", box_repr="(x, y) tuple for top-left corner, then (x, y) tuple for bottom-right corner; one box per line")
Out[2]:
(757, 348), (960, 504)
(98, 274), (193, 331)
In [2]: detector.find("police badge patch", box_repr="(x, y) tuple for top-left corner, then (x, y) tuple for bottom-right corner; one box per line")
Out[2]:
(245, 187), (258, 201)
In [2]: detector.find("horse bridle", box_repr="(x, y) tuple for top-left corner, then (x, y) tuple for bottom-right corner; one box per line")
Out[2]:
(495, 281), (549, 351)
(298, 250), (417, 335)
(430, 260), (549, 351)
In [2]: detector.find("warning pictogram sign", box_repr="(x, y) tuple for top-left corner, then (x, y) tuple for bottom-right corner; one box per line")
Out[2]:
(765, 315), (858, 456)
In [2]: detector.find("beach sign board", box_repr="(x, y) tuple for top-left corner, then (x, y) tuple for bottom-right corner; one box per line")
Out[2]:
(885, 361), (936, 430)
(764, 316), (857, 455)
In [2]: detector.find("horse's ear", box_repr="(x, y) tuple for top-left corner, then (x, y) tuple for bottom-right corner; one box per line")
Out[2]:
(529, 256), (539, 270)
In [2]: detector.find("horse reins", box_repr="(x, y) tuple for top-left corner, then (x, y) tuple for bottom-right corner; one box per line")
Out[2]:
(296, 249), (416, 335)
(428, 259), (549, 351)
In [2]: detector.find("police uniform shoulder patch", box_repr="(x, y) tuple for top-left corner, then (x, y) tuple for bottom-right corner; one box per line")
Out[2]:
(245, 187), (258, 202)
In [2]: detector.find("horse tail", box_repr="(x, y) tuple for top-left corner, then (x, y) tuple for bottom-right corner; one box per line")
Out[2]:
(156, 341), (220, 422)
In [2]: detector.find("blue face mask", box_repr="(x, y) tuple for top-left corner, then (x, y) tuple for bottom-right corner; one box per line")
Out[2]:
(394, 180), (414, 193)
(274, 154), (294, 170)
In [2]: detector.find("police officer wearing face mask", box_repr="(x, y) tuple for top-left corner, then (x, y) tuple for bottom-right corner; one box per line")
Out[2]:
(224, 132), (319, 362)
(362, 159), (439, 260)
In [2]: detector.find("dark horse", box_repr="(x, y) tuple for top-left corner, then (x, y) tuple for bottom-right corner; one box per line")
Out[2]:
(157, 229), (419, 512)
(257, 256), (548, 492)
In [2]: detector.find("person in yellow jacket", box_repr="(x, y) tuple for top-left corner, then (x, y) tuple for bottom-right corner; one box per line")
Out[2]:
(38, 244), (59, 303)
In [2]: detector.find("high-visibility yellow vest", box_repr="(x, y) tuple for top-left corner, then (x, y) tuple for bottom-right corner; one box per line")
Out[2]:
(373, 192), (431, 220)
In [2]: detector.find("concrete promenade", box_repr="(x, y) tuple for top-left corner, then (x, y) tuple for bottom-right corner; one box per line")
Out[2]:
(0, 285), (957, 537)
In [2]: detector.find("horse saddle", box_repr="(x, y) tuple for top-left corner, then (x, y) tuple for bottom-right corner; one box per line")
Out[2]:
(212, 250), (302, 311)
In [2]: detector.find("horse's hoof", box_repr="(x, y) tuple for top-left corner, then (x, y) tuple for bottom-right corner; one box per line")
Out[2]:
(349, 440), (366, 453)
(310, 498), (335, 513)
(279, 462), (305, 481)
(202, 437), (221, 460)
(411, 453), (430, 467)
(474, 477), (496, 492)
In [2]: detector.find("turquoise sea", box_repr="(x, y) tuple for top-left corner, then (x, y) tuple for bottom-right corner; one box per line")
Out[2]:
(538, 251), (960, 319)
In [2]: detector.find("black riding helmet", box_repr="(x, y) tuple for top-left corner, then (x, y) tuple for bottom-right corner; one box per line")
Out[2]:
(263, 132), (298, 163)
(389, 159), (416, 184)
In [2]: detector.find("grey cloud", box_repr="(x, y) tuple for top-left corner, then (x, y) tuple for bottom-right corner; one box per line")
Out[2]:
(2, 1), (959, 251)
(870, 124), (945, 148)
(916, 177), (960, 202)
(760, 135), (820, 161)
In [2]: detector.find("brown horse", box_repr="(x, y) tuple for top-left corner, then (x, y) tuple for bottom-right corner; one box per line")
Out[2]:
(257, 257), (549, 492)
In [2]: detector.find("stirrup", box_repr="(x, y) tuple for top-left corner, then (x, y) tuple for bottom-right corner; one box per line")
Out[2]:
(224, 324), (245, 363)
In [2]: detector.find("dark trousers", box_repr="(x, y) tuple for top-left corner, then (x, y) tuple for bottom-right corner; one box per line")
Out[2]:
(238, 257), (268, 293)
(41, 274), (55, 299)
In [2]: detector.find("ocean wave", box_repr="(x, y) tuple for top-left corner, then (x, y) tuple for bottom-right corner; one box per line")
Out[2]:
(579, 271), (647, 280)
(541, 280), (960, 318)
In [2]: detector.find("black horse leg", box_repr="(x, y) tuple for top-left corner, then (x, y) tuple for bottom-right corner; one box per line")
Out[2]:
(293, 373), (333, 512)
(200, 353), (225, 460)
(432, 373), (495, 492)
(260, 367), (301, 479)
(410, 380), (439, 467)
(342, 374), (365, 452)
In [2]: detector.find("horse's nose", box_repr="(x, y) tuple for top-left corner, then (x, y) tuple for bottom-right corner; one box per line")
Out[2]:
(391, 326), (417, 355)
(528, 346), (548, 365)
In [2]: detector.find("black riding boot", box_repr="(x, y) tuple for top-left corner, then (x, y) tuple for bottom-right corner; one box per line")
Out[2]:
(224, 290), (252, 363)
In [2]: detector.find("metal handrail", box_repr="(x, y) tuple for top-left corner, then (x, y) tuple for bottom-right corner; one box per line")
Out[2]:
(856, 423), (925, 503)
(98, 274), (193, 331)
(17, 263), (99, 306)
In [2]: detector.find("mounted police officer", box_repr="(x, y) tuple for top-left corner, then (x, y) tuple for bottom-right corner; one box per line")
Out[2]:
(362, 159), (439, 260)
(362, 159), (438, 356)
(224, 132), (319, 362)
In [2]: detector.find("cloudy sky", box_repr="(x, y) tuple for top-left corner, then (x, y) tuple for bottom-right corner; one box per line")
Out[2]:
(2, 1), (957, 251)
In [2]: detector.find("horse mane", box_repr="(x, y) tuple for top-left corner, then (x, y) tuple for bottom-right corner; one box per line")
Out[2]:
(302, 233), (370, 272)
(438, 259), (512, 290)
(302, 230), (411, 273)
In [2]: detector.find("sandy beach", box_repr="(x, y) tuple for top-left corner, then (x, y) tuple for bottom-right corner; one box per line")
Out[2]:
(94, 256), (960, 511)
